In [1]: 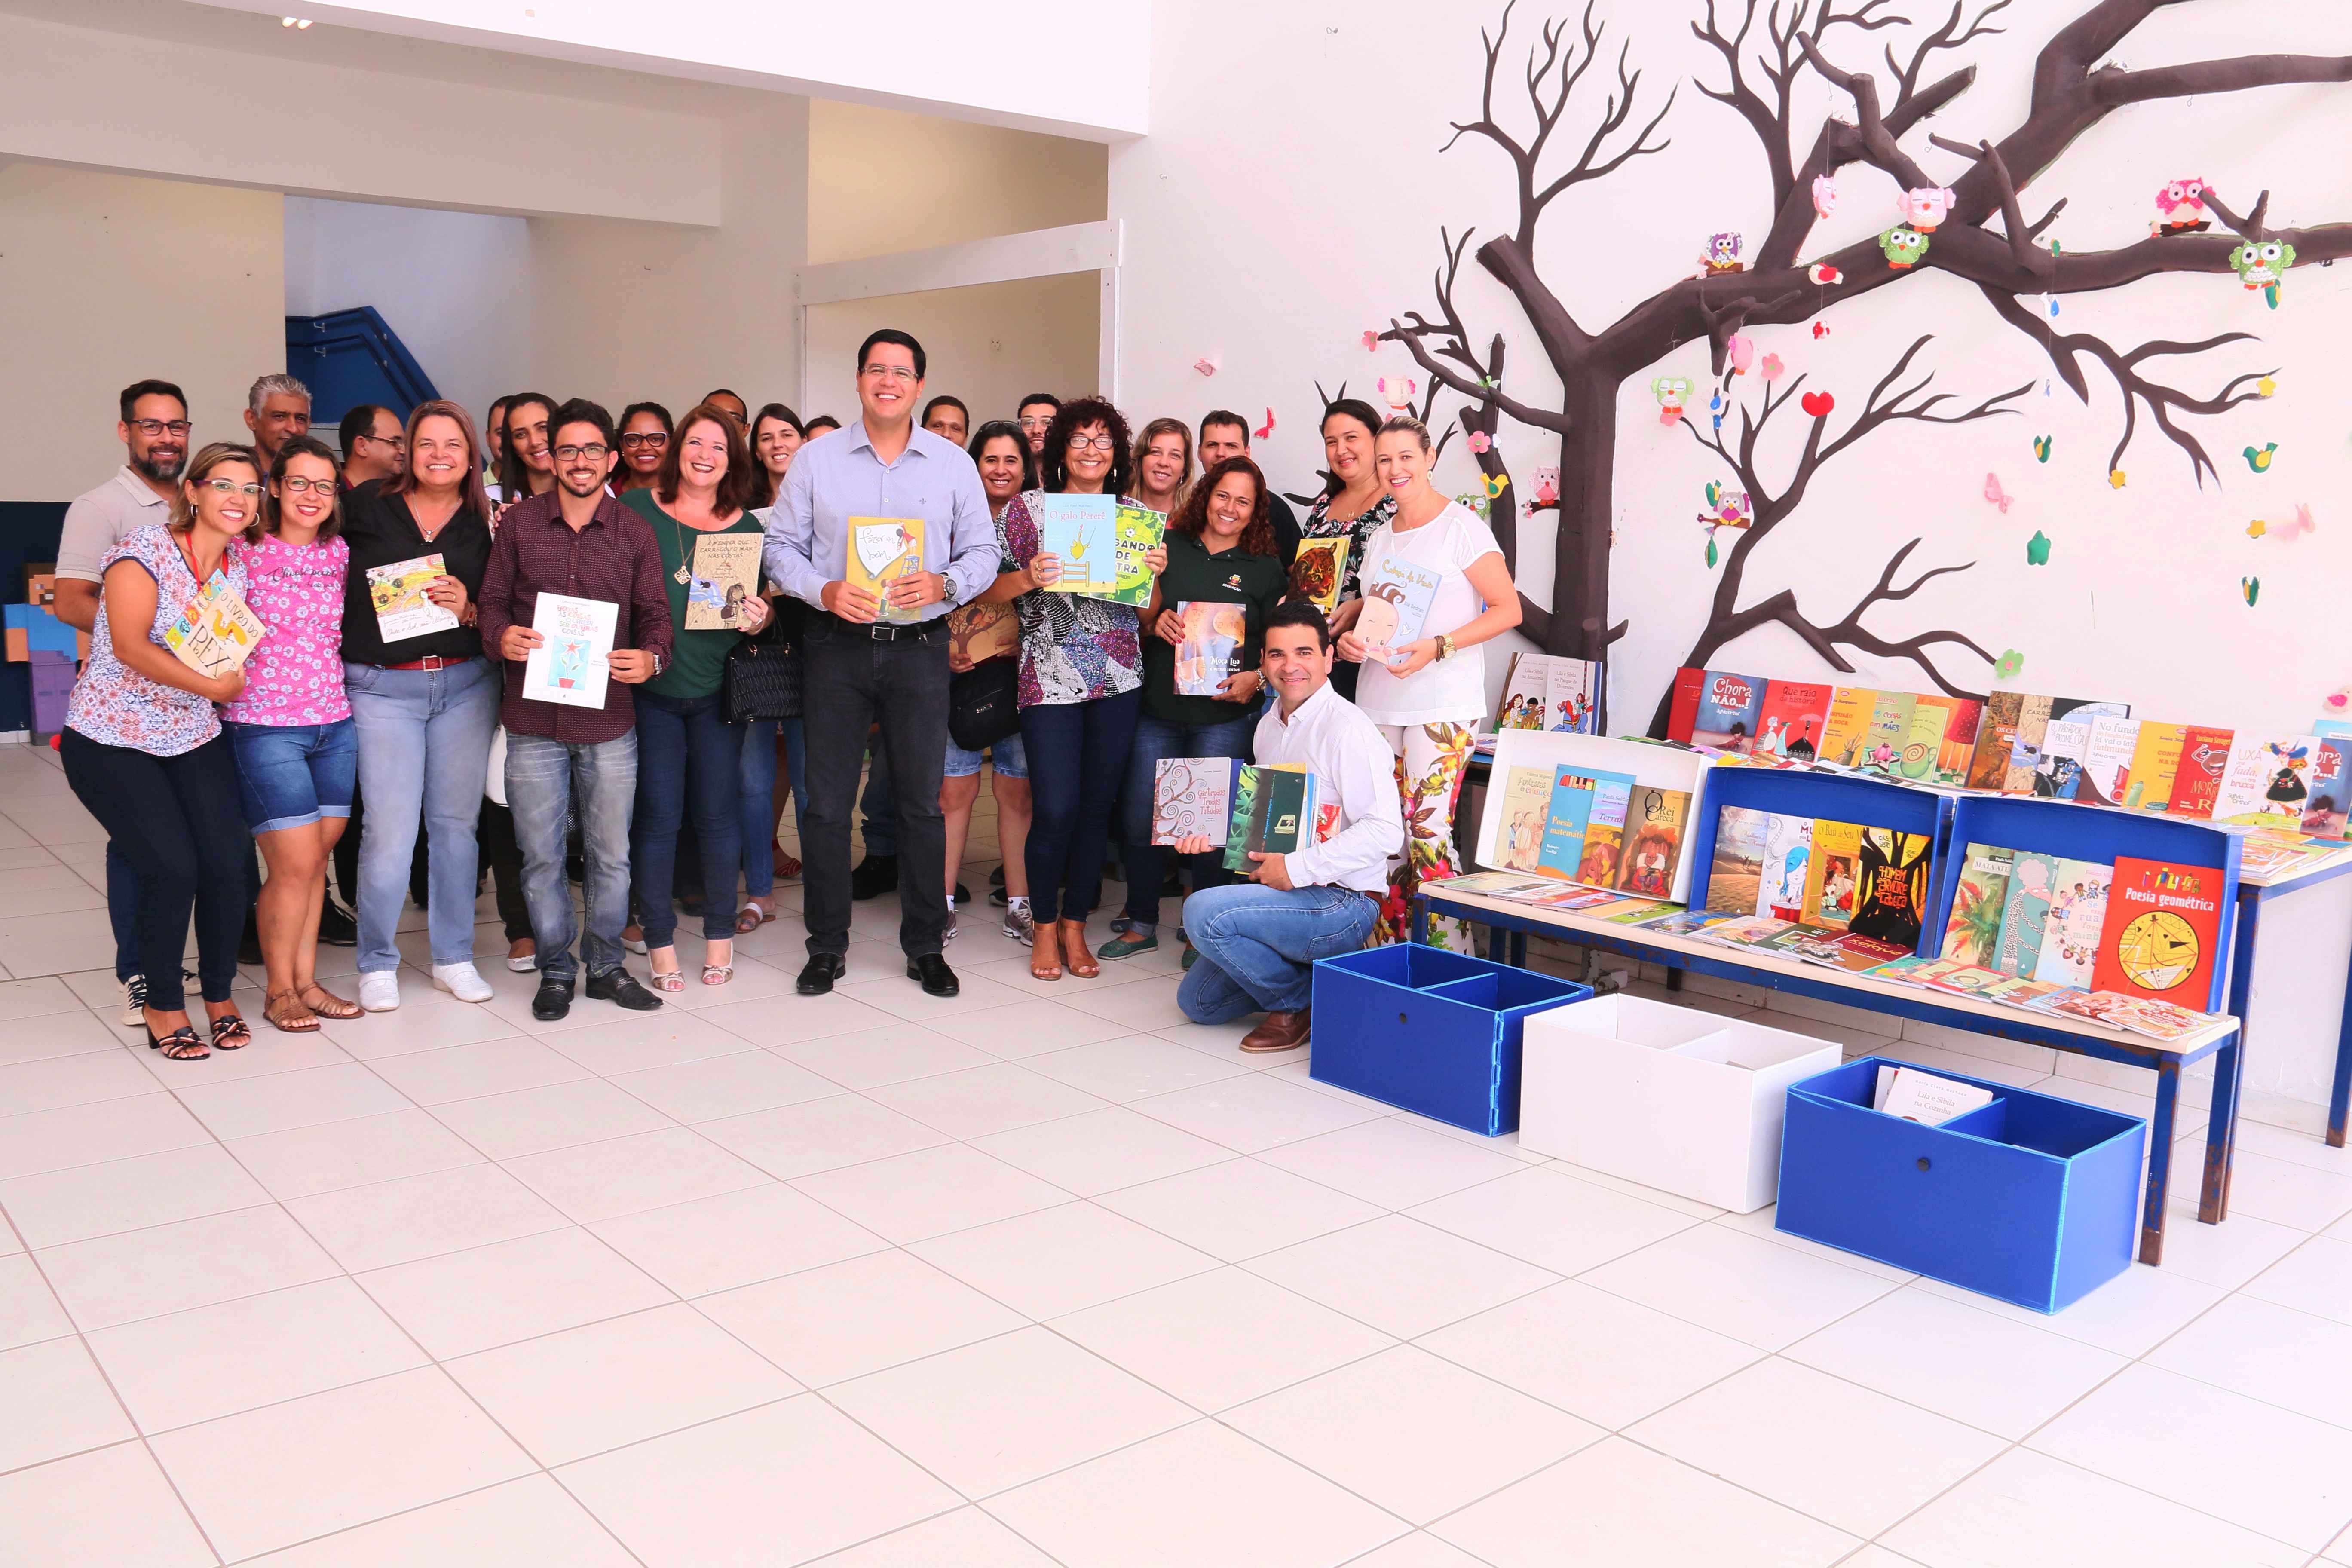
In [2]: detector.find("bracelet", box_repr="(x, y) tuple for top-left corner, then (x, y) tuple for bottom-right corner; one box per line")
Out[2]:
(1436, 634), (1456, 662)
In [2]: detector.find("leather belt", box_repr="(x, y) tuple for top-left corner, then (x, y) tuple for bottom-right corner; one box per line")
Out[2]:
(374, 655), (474, 671)
(827, 613), (941, 641)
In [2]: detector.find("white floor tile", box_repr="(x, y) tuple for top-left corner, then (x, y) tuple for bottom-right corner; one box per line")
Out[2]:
(1253, 1116), (1525, 1211)
(986, 1419), (1407, 1568)
(1406, 1164), (1700, 1275)
(315, 994), (530, 1059)
(606, 1047), (842, 1121)
(695, 988), (903, 1047)
(766, 1020), (998, 1088)
(2145, 1293), (2352, 1429)
(0, 1251), (72, 1350)
(1430, 1437), (1858, 1568)
(1247, 1215), (1559, 1338)
(1052, 1265), (1395, 1412)
(835, 967), (1033, 1022)
(225, 1107), (484, 1200)
(802, 1506), (1060, 1566)
(362, 1035), (591, 1105)
(556, 1395), (962, 1568)
(1915, 1260), (2224, 1358)
(532, 1009), (767, 1076)
(1090, 1155), (1384, 1263)
(2143, 1198), (2306, 1290)
(0, 1442), (216, 1568)
(697, 1249), (1027, 1387)
(501, 1127), (773, 1222)
(910, 1199), (1220, 1319)
(0, 1140), (269, 1248)
(0, 1335), (137, 1471)
(793, 1141), (1072, 1243)
(39, 1203), (341, 1330)
(1132, 1071), (1389, 1154)
(2242, 1234), (2352, 1326)
(0, 1048), (167, 1118)
(1579, 1224), (1900, 1350)
(235, 1473), (640, 1567)
(589, 1180), (889, 1298)
(357, 1226), (672, 1359)
(970, 1105), (1232, 1196)
(427, 1076), (675, 1159)
(1023, 1033), (1256, 1100)
(172, 1061), (413, 1139)
(0, 1007), (132, 1068)
(698, 1093), (948, 1179)
(1341, 1536), (1491, 1567)
(926, 996), (1140, 1057)
(0, 1091), (211, 1180)
(285, 1161), (569, 1272)
(864, 1060), (1110, 1138)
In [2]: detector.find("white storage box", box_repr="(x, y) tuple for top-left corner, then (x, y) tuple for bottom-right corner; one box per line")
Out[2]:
(1519, 996), (1841, 1213)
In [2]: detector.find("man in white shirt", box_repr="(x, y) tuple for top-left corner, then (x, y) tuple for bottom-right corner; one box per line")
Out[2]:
(1172, 601), (1403, 1050)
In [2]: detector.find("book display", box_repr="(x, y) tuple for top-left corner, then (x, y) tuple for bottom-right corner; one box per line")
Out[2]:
(1493, 652), (1602, 735)
(1475, 731), (1708, 904)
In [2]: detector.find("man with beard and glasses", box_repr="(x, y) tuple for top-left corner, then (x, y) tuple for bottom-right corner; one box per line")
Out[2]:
(56, 380), (195, 1025)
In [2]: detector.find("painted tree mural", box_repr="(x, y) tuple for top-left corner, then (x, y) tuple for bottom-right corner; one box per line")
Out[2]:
(1375, 0), (2352, 734)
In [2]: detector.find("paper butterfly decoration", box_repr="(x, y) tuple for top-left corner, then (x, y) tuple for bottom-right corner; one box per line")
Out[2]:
(2288, 502), (2316, 537)
(2265, 502), (2317, 539)
(1996, 649), (2024, 680)
(1649, 377), (1693, 425)
(1983, 473), (2013, 513)
(2243, 443), (2277, 473)
(2242, 576), (2260, 605)
(1807, 263), (1842, 287)
(1811, 174), (1839, 218)
(1191, 358), (1217, 377)
(1254, 407), (1274, 440)
(1374, 377), (1417, 413)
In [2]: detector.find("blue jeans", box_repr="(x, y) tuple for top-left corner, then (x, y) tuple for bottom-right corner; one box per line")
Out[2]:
(224, 718), (358, 834)
(1177, 882), (1379, 1021)
(633, 688), (742, 947)
(738, 718), (808, 899)
(1020, 688), (1143, 925)
(108, 842), (140, 980)
(506, 730), (636, 984)
(346, 658), (500, 972)
(1119, 710), (1253, 930)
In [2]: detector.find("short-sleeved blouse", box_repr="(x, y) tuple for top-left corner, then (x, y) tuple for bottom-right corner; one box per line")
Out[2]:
(1297, 489), (1396, 604)
(221, 533), (351, 727)
(65, 524), (247, 757)
(999, 489), (1143, 708)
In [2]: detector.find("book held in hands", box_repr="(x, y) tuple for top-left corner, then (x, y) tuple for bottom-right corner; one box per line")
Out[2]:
(846, 517), (925, 624)
(521, 593), (617, 710)
(165, 579), (266, 678)
(683, 533), (763, 631)
(366, 554), (458, 642)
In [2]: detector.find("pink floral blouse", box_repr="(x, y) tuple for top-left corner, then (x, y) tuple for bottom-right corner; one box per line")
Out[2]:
(64, 525), (244, 757)
(221, 533), (351, 727)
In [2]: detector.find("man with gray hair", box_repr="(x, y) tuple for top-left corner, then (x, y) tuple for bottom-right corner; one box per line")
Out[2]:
(244, 373), (312, 465)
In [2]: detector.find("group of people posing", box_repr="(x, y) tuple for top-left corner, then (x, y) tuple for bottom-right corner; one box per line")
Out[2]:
(55, 325), (1521, 1063)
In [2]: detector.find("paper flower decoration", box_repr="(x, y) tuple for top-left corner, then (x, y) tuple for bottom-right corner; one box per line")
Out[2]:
(1996, 649), (2024, 680)
(2257, 376), (2278, 398)
(1361, 330), (1379, 351)
(1760, 354), (1785, 382)
(2108, 469), (2127, 489)
(2248, 518), (2269, 539)
(2026, 531), (2052, 566)
(1466, 430), (1492, 453)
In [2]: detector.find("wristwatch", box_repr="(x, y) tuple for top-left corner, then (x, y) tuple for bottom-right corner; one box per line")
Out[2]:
(1436, 634), (1457, 662)
(649, 650), (665, 679)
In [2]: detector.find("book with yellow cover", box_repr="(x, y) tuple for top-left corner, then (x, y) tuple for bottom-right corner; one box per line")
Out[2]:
(846, 516), (926, 624)
(2123, 721), (2187, 812)
(1819, 687), (1877, 768)
(1801, 819), (1865, 931)
(165, 579), (266, 678)
(1288, 537), (1349, 613)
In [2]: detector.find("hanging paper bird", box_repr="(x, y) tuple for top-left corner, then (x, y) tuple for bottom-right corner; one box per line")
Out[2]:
(2243, 576), (2261, 606)
(1698, 481), (1752, 564)
(2244, 443), (2278, 473)
(1811, 175), (1839, 219)
(2034, 435), (2054, 463)
(2027, 531), (2052, 565)
(1812, 321), (1831, 339)
(1725, 335), (1756, 376)
(1253, 407), (1274, 440)
(1807, 264), (1842, 289)
(1897, 187), (1959, 231)
(2230, 239), (2295, 308)
(1482, 471), (1507, 499)
(1532, 467), (1560, 505)
(1984, 474), (2014, 513)
(1709, 389), (1726, 433)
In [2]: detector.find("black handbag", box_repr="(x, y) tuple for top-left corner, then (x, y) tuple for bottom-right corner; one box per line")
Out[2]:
(948, 657), (1021, 751)
(722, 613), (802, 722)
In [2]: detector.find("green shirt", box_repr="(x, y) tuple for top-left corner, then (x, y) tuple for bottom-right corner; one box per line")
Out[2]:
(625, 487), (763, 700)
(1142, 530), (1288, 726)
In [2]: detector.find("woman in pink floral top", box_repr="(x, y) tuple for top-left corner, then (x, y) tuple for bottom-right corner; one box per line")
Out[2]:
(220, 436), (361, 1034)
(61, 443), (259, 1061)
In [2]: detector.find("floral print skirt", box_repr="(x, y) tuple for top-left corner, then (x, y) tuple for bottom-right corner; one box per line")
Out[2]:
(1372, 720), (1475, 949)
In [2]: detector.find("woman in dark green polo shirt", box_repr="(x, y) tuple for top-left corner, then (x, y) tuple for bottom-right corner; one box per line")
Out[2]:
(1102, 456), (1288, 961)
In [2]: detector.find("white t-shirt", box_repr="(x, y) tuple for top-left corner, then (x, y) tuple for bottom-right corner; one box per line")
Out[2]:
(1353, 501), (1505, 726)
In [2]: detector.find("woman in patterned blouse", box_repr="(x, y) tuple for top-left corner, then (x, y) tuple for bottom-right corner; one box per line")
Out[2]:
(1293, 398), (1394, 702)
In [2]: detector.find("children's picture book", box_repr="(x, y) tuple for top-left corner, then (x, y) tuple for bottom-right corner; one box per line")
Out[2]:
(684, 533), (763, 631)
(1801, 819), (1864, 931)
(1534, 773), (1598, 880)
(1757, 814), (1813, 922)
(1994, 850), (2058, 978)
(1688, 669), (1764, 752)
(2303, 739), (2351, 839)
(1752, 680), (1831, 762)
(1819, 687), (1878, 768)
(2032, 717), (2092, 799)
(2170, 724), (2236, 817)
(1172, 600), (1246, 697)
(366, 553), (458, 643)
(1899, 696), (1956, 781)
(1033, 495), (1118, 598)
(2094, 855), (2223, 1004)
(1287, 537), (1349, 612)
(1812, 932), (1917, 974)
(1151, 756), (1243, 845)
(2122, 721), (2187, 812)
(164, 579), (266, 679)
(1493, 766), (1554, 873)
(1703, 805), (1770, 914)
(1632, 908), (1732, 937)
(2033, 858), (2111, 989)
(2107, 995), (2217, 1041)
(1848, 827), (1933, 951)
(1579, 779), (1632, 888)
(2073, 715), (2142, 807)
(1855, 690), (1916, 777)
(1616, 786), (1689, 898)
(946, 601), (1020, 668)
(1107, 504), (1166, 607)
(846, 516), (927, 623)
(1494, 653), (1550, 732)
(1545, 657), (1601, 734)
(521, 593), (617, 710)
(1938, 843), (2014, 966)
(1935, 697), (1983, 784)
(1967, 691), (2027, 791)
(2208, 734), (2319, 827)
(1998, 696), (2132, 796)
(1876, 1066), (1995, 1125)
(1921, 963), (2012, 1000)
(1354, 554), (1443, 666)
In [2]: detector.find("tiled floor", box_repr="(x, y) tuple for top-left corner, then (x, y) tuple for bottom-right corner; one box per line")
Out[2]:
(1, 738), (2350, 1565)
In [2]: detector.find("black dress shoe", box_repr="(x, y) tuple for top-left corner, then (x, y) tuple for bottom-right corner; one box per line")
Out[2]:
(586, 969), (662, 1011)
(955, 882), (970, 903)
(531, 978), (575, 1020)
(907, 954), (959, 997)
(798, 953), (847, 994)
(850, 855), (899, 900)
(316, 902), (358, 947)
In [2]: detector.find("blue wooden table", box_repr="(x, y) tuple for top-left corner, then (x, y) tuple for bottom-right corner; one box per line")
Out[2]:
(1415, 887), (2246, 1267)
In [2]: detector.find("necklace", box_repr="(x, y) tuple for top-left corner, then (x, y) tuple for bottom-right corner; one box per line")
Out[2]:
(668, 511), (693, 585)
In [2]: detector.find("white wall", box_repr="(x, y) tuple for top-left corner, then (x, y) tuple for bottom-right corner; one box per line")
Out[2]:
(808, 100), (1109, 266)
(284, 198), (533, 429)
(0, 164), (284, 503)
(805, 273), (1100, 434)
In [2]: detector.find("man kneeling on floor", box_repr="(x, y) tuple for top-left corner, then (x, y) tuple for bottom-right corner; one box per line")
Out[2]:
(1170, 601), (1402, 1051)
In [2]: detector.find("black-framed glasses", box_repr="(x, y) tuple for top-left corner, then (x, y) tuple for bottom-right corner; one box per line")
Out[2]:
(204, 479), (264, 498)
(278, 476), (336, 494)
(554, 444), (610, 463)
(620, 432), (669, 450)
(359, 432), (406, 450)
(131, 419), (193, 438)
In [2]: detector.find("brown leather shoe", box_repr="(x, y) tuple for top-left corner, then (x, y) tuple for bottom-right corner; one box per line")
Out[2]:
(1240, 1008), (1311, 1053)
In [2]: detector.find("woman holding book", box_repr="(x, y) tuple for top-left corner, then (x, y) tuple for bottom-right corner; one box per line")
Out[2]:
(223, 435), (361, 1032)
(62, 442), (259, 1060)
(1101, 455), (1288, 963)
(341, 401), (501, 1010)
(730, 400), (812, 921)
(615, 402), (672, 497)
(1297, 398), (1395, 702)
(941, 420), (1036, 944)
(1338, 415), (1522, 948)
(991, 397), (1167, 981)
(623, 403), (771, 989)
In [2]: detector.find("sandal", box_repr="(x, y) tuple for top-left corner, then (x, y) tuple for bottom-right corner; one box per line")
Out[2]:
(1060, 920), (1100, 979)
(646, 952), (687, 993)
(208, 1012), (252, 1051)
(264, 989), (320, 1034)
(298, 982), (361, 1020)
(735, 900), (772, 935)
(703, 941), (734, 986)
(773, 851), (802, 882)
(1029, 920), (1064, 982)
(146, 1024), (209, 1061)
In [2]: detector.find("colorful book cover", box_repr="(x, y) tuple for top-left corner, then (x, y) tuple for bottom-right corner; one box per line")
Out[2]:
(1935, 698), (1984, 785)
(1701, 915), (1797, 951)
(2093, 855), (2223, 1005)
(1994, 851), (2058, 977)
(1757, 813), (1814, 921)
(2073, 715), (2142, 807)
(2209, 733), (2319, 826)
(1600, 900), (1677, 925)
(1899, 696), (1955, 781)
(2121, 721), (2187, 812)
(2032, 717), (2092, 799)
(1703, 805), (1770, 914)
(1999, 693), (2055, 794)
(1753, 680), (1832, 762)
(2107, 996), (2216, 1041)
(164, 579), (266, 678)
(1922, 963), (2011, 999)
(520, 592), (617, 710)
(1578, 779), (1632, 888)
(846, 516), (927, 623)
(1287, 536), (1348, 613)
(1534, 771), (1598, 879)
(1354, 553), (1444, 667)
(1801, 819), (1865, 931)
(2303, 739), (2351, 839)
(683, 533), (763, 631)
(365, 552), (458, 643)
(1221, 766), (1263, 872)
(1666, 666), (1706, 744)
(1107, 503), (1166, 607)
(1688, 669), (1764, 752)
(1981, 976), (2068, 1010)
(1172, 600), (1246, 697)
(946, 600), (1019, 668)
(1632, 908), (1731, 937)
(1034, 495), (1118, 598)
(1968, 691), (2027, 791)
(1151, 756), (1243, 845)
(1817, 933), (1917, 973)
(2170, 724), (2236, 818)
(2033, 858), (2112, 989)
(1617, 786), (1689, 899)
(1938, 843), (2013, 965)
(1547, 658), (1601, 734)
(1492, 765), (1555, 873)
(1858, 691), (1917, 776)
(1848, 827), (1933, 950)
(1494, 653), (1549, 732)
(1820, 687), (1880, 769)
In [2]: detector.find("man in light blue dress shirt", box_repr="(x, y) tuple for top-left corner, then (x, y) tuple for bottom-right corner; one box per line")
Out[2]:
(764, 329), (998, 997)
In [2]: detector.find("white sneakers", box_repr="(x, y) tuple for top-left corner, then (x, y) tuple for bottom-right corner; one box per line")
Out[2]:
(357, 971), (401, 1012)
(120, 974), (148, 1027)
(432, 962), (494, 1003)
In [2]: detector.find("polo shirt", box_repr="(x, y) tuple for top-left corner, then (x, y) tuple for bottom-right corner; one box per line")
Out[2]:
(1141, 530), (1287, 727)
(476, 490), (674, 744)
(56, 467), (172, 583)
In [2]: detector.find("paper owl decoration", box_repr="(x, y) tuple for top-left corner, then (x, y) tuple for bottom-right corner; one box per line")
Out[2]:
(1699, 481), (1751, 531)
(2153, 178), (2211, 236)
(1374, 376), (1418, 412)
(1649, 376), (1694, 425)
(1897, 187), (1958, 231)
(1701, 232), (1744, 274)
(2230, 239), (2295, 308)
(1879, 227), (1931, 269)
(1811, 174), (1838, 218)
(1531, 467), (1560, 505)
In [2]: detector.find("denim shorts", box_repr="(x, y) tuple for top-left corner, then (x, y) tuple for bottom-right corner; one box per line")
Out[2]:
(224, 717), (358, 834)
(944, 730), (1028, 780)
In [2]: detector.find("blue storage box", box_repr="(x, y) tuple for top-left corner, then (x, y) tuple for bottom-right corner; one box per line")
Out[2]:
(1776, 1057), (2147, 1312)
(1310, 944), (1591, 1135)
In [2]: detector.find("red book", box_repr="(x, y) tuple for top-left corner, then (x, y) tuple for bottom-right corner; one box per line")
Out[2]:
(1938, 698), (1984, 784)
(2169, 726), (2236, 818)
(2092, 856), (2223, 1007)
(1754, 680), (1833, 763)
(1666, 667), (1705, 744)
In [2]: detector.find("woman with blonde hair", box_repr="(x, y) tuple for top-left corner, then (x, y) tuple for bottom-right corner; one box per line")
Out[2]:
(1130, 416), (1194, 519)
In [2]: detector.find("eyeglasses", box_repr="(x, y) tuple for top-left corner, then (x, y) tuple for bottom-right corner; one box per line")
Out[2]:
(554, 444), (610, 462)
(359, 433), (405, 450)
(278, 476), (336, 494)
(131, 420), (193, 438)
(861, 365), (919, 383)
(619, 432), (669, 450)
(204, 479), (264, 498)
(1017, 415), (1054, 430)
(1064, 435), (1116, 452)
